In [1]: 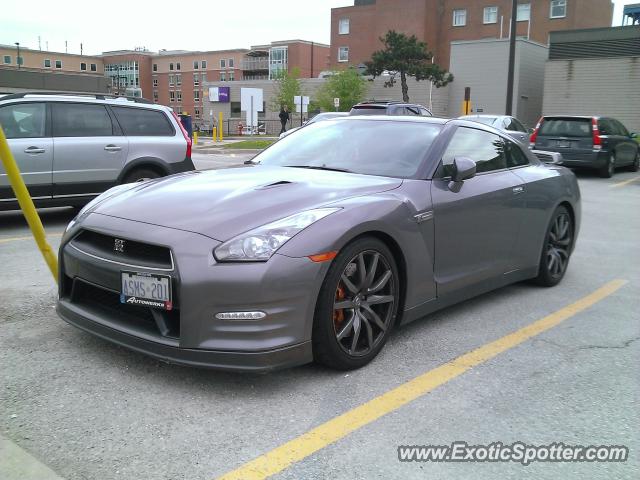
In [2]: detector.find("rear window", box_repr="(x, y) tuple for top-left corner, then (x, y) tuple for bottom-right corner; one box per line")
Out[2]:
(349, 106), (387, 116)
(539, 118), (592, 138)
(111, 106), (174, 136)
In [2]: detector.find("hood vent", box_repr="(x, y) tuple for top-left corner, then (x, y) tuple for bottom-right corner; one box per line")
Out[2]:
(256, 181), (294, 190)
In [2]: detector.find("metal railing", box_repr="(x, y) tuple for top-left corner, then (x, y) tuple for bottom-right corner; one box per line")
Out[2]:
(197, 118), (307, 137)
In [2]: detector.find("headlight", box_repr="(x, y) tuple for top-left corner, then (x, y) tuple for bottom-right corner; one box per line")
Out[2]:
(214, 208), (340, 262)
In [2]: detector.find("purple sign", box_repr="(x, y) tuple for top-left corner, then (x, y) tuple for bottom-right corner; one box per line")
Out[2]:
(218, 87), (230, 103)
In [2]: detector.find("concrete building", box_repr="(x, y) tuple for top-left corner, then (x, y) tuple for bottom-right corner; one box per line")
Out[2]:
(542, 25), (640, 132)
(448, 38), (548, 127)
(330, 0), (614, 70)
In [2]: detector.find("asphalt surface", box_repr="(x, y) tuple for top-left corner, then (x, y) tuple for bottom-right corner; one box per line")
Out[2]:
(0, 163), (638, 480)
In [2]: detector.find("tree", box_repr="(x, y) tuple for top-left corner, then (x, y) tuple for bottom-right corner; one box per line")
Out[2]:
(314, 68), (368, 112)
(365, 30), (453, 103)
(271, 67), (302, 113)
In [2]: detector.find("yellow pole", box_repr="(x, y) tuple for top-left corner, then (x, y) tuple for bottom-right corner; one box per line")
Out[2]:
(193, 131), (198, 145)
(219, 112), (224, 142)
(0, 126), (58, 281)
(212, 127), (217, 142)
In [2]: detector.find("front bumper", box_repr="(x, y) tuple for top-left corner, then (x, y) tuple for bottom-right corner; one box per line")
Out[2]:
(57, 214), (327, 371)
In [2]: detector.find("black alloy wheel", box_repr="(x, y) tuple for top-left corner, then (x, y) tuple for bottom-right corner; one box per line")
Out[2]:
(535, 206), (574, 287)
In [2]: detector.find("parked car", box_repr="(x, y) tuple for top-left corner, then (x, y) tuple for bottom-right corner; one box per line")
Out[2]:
(279, 112), (348, 139)
(530, 115), (639, 178)
(459, 114), (530, 144)
(0, 92), (194, 211)
(349, 101), (432, 117)
(57, 116), (580, 372)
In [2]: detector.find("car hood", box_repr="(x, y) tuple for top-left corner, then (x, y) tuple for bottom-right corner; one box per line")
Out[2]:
(92, 166), (403, 241)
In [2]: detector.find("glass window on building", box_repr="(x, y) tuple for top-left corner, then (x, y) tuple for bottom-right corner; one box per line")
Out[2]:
(153, 78), (158, 87)
(55, 60), (62, 68)
(194, 61), (199, 69)
(153, 63), (157, 71)
(229, 58), (234, 68)
(44, 59), (51, 68)
(3, 55), (11, 64)
(153, 91), (158, 102)
(201, 73), (207, 83)
(220, 71), (226, 81)
(201, 60), (207, 69)
(338, 47), (349, 62)
(81, 62), (87, 71)
(194, 91), (200, 102)
(194, 73), (199, 86)
(550, 0), (567, 18)
(483, 6), (498, 24)
(177, 91), (182, 102)
(195, 108), (200, 119)
(453, 9), (467, 26)
(176, 74), (181, 86)
(517, 3), (531, 21)
(269, 46), (288, 79)
(90, 63), (97, 72)
(176, 62), (181, 70)
(169, 74), (175, 86)
(339, 18), (350, 34)
(170, 91), (175, 102)
(229, 71), (234, 81)
(220, 59), (226, 68)
(170, 63), (174, 71)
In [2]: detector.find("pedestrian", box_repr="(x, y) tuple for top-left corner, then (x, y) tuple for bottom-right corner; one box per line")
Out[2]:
(279, 105), (290, 134)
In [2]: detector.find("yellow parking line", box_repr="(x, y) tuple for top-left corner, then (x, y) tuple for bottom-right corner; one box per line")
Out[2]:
(0, 232), (63, 244)
(216, 279), (627, 480)
(611, 176), (640, 188)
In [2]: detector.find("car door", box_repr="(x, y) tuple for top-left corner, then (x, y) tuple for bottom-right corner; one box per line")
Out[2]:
(611, 119), (637, 165)
(503, 117), (529, 144)
(0, 102), (53, 203)
(51, 102), (128, 198)
(431, 126), (526, 296)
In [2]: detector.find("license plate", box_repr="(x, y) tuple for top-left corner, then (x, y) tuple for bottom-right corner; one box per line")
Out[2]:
(556, 140), (571, 148)
(120, 271), (172, 310)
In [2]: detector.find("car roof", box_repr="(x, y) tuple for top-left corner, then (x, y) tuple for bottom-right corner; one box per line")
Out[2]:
(0, 92), (170, 112)
(352, 101), (425, 108)
(542, 115), (596, 120)
(459, 114), (501, 119)
(332, 115), (449, 125)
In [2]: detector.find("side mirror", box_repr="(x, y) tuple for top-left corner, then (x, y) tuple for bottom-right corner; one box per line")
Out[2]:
(528, 127), (535, 134)
(631, 132), (638, 139)
(451, 157), (476, 182)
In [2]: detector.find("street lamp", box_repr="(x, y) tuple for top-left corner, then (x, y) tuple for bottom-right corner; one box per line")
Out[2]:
(14, 42), (20, 70)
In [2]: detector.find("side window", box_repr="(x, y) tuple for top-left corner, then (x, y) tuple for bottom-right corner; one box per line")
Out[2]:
(111, 107), (174, 136)
(440, 127), (507, 176)
(505, 140), (530, 168)
(613, 119), (629, 137)
(419, 107), (431, 116)
(52, 103), (113, 137)
(404, 106), (421, 116)
(0, 103), (46, 139)
(598, 119), (615, 136)
(503, 118), (516, 131)
(511, 118), (527, 132)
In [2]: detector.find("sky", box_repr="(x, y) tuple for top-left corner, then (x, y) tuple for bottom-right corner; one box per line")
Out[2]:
(0, 0), (635, 55)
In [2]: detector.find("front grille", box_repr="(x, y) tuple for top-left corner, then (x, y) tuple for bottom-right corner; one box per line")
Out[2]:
(70, 230), (173, 270)
(67, 276), (180, 339)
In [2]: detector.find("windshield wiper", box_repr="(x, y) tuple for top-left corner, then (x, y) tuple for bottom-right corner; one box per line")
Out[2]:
(284, 165), (354, 174)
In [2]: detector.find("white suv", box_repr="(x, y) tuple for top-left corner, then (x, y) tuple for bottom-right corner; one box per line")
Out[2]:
(0, 92), (194, 211)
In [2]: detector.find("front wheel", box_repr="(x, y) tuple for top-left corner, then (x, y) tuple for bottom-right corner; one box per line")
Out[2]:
(534, 206), (574, 287)
(312, 237), (400, 370)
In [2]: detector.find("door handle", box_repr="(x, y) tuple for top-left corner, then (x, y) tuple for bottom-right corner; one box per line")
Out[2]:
(104, 145), (122, 151)
(24, 147), (45, 154)
(513, 185), (525, 195)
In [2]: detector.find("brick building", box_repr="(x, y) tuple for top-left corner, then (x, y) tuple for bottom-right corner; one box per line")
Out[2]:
(330, 0), (614, 70)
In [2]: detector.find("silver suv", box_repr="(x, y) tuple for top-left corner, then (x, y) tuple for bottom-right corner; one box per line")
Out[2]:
(0, 92), (194, 211)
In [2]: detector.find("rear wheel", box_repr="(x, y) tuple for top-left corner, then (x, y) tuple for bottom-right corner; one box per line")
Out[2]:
(312, 237), (399, 370)
(123, 168), (162, 184)
(598, 153), (615, 178)
(534, 206), (574, 287)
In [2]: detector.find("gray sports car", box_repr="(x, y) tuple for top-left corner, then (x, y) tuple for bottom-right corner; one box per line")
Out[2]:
(57, 116), (581, 371)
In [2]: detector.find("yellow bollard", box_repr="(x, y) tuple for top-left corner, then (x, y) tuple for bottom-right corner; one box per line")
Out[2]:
(212, 127), (217, 142)
(193, 131), (198, 145)
(219, 112), (224, 142)
(0, 126), (58, 282)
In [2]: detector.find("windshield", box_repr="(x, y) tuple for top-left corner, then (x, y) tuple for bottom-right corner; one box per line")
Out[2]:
(255, 119), (441, 178)
(465, 116), (497, 126)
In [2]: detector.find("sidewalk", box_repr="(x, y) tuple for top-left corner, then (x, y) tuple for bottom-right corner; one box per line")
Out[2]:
(0, 435), (65, 480)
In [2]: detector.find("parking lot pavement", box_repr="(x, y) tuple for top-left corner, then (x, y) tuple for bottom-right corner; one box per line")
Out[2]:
(0, 170), (638, 480)
(192, 152), (254, 171)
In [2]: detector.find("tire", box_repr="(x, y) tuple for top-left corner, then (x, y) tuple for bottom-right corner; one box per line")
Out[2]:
(122, 168), (162, 184)
(312, 237), (400, 370)
(629, 151), (640, 172)
(534, 206), (574, 287)
(598, 153), (615, 178)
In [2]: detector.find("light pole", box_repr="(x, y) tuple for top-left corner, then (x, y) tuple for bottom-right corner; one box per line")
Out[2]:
(505, 0), (517, 115)
(14, 42), (20, 70)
